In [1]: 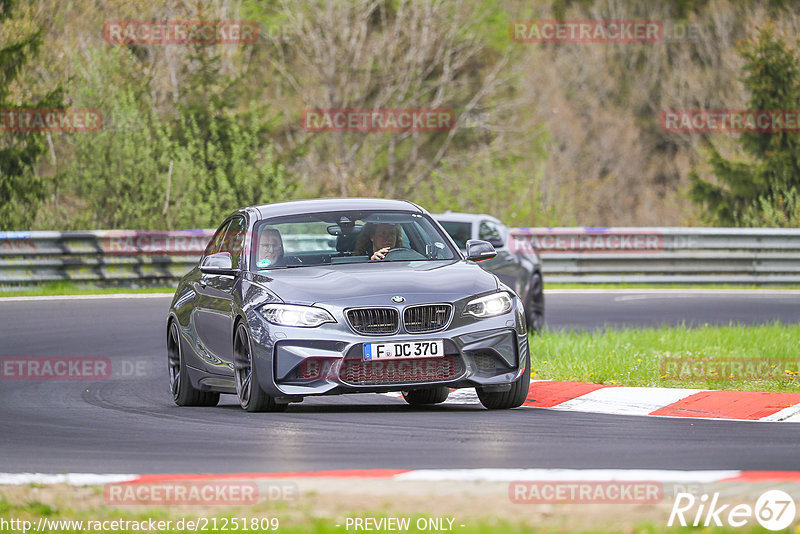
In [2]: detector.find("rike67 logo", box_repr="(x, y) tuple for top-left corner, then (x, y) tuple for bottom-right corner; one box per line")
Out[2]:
(668, 490), (797, 531)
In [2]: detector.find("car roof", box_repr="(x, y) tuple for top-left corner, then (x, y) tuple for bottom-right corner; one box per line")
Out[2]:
(251, 198), (423, 219)
(431, 212), (503, 225)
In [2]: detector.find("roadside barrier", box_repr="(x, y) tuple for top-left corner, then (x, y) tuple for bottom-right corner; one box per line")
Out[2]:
(1, 227), (798, 287)
(509, 227), (800, 283)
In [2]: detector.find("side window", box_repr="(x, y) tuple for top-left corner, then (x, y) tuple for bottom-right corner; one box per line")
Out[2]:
(478, 221), (503, 245)
(221, 216), (247, 268)
(204, 221), (231, 257)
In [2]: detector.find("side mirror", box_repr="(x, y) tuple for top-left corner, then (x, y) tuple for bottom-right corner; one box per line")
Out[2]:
(200, 252), (235, 275)
(466, 239), (497, 262)
(487, 237), (505, 249)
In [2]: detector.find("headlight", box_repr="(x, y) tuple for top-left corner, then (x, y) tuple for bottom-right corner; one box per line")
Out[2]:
(259, 304), (336, 328)
(464, 292), (513, 318)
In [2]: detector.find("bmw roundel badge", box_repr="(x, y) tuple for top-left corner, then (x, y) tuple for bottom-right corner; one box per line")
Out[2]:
(391, 296), (405, 303)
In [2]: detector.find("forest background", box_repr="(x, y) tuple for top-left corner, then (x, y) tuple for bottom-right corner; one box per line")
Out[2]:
(1, 0), (799, 231)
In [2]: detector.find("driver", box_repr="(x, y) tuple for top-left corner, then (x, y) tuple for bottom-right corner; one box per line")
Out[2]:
(257, 227), (285, 267)
(354, 223), (404, 260)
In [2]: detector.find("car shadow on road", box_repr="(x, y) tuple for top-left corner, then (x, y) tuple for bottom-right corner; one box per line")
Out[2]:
(213, 397), (487, 413)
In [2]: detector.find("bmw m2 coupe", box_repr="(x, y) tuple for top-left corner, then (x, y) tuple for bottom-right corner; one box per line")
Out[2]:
(166, 198), (530, 411)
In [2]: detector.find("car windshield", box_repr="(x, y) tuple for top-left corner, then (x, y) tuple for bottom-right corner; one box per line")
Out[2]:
(251, 210), (459, 270)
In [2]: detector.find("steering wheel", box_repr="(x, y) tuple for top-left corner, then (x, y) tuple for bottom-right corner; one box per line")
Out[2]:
(381, 247), (425, 261)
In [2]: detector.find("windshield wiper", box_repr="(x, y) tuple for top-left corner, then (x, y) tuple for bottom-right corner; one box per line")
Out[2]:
(257, 264), (308, 271)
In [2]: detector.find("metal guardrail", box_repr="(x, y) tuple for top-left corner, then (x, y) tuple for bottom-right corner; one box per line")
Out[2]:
(0, 230), (334, 286)
(0, 230), (211, 285)
(509, 227), (800, 283)
(1, 227), (799, 287)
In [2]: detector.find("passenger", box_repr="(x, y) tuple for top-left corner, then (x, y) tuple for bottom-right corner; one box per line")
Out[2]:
(354, 223), (404, 260)
(257, 227), (284, 268)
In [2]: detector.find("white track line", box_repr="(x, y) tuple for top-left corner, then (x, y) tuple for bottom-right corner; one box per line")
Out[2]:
(762, 405), (800, 422)
(0, 473), (138, 485)
(392, 469), (743, 483)
(550, 386), (704, 417)
(0, 470), (743, 485)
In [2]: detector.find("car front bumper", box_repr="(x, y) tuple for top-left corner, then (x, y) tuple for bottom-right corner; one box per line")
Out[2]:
(248, 305), (529, 399)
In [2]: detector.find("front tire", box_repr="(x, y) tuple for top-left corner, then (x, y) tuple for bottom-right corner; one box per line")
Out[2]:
(476, 352), (530, 410)
(402, 387), (449, 405)
(167, 320), (219, 407)
(234, 322), (287, 413)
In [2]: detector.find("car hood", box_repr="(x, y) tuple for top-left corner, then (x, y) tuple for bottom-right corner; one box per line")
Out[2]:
(251, 260), (498, 306)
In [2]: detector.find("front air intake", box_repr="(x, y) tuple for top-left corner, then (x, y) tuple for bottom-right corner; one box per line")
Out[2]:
(346, 307), (400, 335)
(403, 304), (452, 333)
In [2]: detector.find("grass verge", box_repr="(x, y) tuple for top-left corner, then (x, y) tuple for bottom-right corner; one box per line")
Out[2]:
(0, 484), (781, 534)
(530, 322), (800, 392)
(0, 281), (176, 297)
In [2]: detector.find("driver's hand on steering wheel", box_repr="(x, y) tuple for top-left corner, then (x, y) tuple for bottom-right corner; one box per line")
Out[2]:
(371, 247), (391, 261)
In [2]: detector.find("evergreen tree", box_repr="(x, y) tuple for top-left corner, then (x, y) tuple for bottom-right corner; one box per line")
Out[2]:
(690, 26), (800, 226)
(0, 0), (63, 229)
(59, 41), (291, 230)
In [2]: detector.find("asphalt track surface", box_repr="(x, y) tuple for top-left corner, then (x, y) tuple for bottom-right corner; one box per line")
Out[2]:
(1, 291), (800, 474)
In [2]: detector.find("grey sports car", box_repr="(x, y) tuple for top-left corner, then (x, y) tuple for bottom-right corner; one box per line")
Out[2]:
(167, 198), (530, 412)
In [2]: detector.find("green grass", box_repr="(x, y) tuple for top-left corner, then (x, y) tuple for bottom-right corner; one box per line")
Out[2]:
(0, 496), (576, 533)
(530, 322), (800, 391)
(0, 496), (776, 533)
(0, 281), (176, 297)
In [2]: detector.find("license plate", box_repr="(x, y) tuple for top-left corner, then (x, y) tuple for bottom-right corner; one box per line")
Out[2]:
(363, 340), (444, 361)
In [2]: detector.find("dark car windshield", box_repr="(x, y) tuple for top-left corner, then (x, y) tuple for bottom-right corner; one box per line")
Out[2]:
(251, 210), (459, 270)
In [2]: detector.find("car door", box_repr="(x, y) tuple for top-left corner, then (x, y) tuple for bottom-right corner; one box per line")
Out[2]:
(193, 216), (246, 372)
